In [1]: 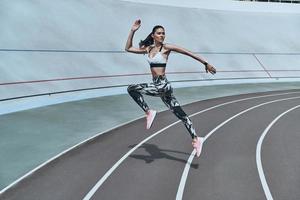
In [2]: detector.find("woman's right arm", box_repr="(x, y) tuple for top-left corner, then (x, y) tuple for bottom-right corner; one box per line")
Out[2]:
(125, 19), (147, 54)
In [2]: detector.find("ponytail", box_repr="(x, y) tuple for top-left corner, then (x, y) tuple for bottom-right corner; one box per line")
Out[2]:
(139, 33), (153, 48)
(139, 25), (164, 48)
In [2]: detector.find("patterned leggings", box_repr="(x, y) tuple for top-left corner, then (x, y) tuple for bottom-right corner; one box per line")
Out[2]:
(127, 75), (198, 139)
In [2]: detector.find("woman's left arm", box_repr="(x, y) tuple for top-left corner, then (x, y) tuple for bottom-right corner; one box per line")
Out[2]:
(165, 43), (216, 74)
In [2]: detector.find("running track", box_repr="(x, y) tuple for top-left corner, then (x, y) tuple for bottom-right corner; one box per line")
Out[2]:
(1, 89), (300, 200)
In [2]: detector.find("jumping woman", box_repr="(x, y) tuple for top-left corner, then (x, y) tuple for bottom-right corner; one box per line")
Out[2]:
(125, 19), (216, 157)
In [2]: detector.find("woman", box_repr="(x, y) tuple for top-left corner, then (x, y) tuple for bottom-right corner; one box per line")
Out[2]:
(125, 19), (216, 157)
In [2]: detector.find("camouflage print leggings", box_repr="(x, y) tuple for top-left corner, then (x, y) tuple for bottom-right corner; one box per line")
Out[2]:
(127, 75), (198, 139)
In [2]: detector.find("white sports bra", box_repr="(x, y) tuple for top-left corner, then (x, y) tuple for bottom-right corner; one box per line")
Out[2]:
(146, 45), (167, 68)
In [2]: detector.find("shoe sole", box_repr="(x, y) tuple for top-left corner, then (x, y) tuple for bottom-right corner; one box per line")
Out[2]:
(146, 111), (157, 129)
(195, 137), (204, 157)
(194, 137), (204, 157)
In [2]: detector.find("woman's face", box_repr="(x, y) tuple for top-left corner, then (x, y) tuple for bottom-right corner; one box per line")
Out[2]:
(152, 28), (165, 44)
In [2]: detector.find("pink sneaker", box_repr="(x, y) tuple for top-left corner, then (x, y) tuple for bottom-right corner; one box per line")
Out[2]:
(192, 137), (204, 157)
(146, 110), (157, 129)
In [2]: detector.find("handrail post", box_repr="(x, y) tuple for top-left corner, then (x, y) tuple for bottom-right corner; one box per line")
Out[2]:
(252, 53), (272, 78)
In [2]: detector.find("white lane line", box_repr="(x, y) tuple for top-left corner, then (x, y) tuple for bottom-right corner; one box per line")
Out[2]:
(256, 104), (300, 200)
(176, 96), (300, 200)
(176, 150), (197, 200)
(82, 122), (178, 200)
(82, 91), (300, 200)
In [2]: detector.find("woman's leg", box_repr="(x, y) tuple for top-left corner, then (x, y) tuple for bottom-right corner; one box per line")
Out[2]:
(127, 83), (159, 112)
(161, 88), (203, 157)
(160, 87), (198, 139)
(127, 83), (159, 129)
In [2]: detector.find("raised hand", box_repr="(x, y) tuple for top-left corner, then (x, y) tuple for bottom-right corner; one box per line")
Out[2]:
(205, 64), (217, 75)
(131, 19), (141, 32)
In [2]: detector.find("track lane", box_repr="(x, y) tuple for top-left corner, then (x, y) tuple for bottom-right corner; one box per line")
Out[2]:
(261, 106), (300, 200)
(177, 97), (300, 200)
(1, 90), (236, 200)
(183, 98), (300, 200)
(1, 90), (300, 200)
(88, 92), (300, 200)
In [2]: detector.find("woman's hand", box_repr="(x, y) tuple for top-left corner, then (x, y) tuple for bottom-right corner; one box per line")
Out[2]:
(205, 64), (217, 75)
(131, 19), (141, 32)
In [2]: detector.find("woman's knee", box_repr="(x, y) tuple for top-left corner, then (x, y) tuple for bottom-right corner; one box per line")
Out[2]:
(127, 84), (136, 93)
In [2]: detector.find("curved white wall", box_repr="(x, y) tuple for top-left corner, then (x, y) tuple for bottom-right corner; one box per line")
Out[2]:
(1, 0), (300, 113)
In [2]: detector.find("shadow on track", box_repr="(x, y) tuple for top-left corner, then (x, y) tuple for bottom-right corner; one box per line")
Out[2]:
(128, 143), (198, 169)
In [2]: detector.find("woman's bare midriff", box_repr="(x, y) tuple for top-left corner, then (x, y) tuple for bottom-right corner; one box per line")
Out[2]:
(151, 67), (166, 77)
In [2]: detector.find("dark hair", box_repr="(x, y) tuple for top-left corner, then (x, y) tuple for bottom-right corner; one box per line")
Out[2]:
(139, 25), (164, 48)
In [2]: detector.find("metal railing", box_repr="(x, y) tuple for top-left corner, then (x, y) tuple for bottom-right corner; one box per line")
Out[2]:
(1, 50), (300, 101)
